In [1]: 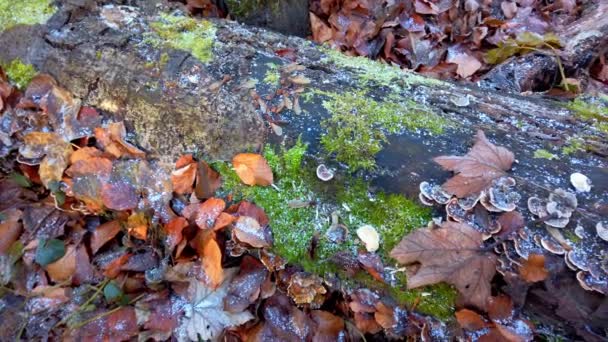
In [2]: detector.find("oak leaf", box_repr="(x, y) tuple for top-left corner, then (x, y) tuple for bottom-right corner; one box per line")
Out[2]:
(232, 153), (273, 186)
(434, 130), (514, 197)
(390, 221), (496, 310)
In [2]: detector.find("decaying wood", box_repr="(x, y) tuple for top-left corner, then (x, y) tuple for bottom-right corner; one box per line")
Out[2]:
(482, 1), (608, 92)
(0, 0), (606, 334)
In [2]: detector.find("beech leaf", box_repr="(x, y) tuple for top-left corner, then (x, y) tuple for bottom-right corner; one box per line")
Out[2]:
(434, 130), (514, 197)
(232, 153), (273, 186)
(390, 221), (496, 310)
(519, 254), (548, 283)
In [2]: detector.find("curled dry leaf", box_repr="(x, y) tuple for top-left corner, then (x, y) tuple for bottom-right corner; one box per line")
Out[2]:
(90, 220), (122, 254)
(164, 217), (188, 252)
(0, 209), (22, 254)
(45, 244), (77, 282)
(390, 221), (496, 310)
(456, 309), (487, 330)
(171, 154), (198, 195)
(434, 130), (514, 197)
(19, 132), (73, 188)
(233, 216), (273, 248)
(519, 254), (548, 282)
(232, 153), (273, 186)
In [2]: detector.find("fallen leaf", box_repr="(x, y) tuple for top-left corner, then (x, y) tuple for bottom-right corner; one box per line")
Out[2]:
(456, 309), (487, 330)
(390, 221), (496, 310)
(236, 201), (269, 226)
(311, 311), (345, 341)
(90, 220), (122, 254)
(164, 217), (188, 252)
(19, 132), (73, 188)
(232, 153), (274, 186)
(446, 49), (482, 78)
(211, 212), (235, 231)
(287, 272), (327, 307)
(127, 212), (148, 240)
(69, 146), (105, 164)
(181, 268), (254, 341)
(195, 160), (221, 199)
(199, 232), (224, 289)
(434, 130), (514, 197)
(35, 238), (65, 266)
(310, 12), (333, 42)
(233, 216), (272, 248)
(224, 255), (268, 312)
(45, 244), (77, 282)
(0, 209), (22, 254)
(519, 254), (548, 282)
(172, 155), (198, 195)
(496, 211), (525, 239)
(94, 122), (145, 159)
(487, 295), (513, 321)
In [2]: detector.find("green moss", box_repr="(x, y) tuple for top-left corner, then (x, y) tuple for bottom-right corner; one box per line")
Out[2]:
(533, 149), (557, 160)
(1, 59), (37, 89)
(225, 0), (281, 18)
(0, 0), (56, 32)
(562, 137), (585, 155)
(213, 139), (455, 319)
(317, 90), (450, 171)
(160, 52), (170, 67)
(566, 98), (608, 134)
(148, 13), (216, 63)
(96, 51), (102, 60)
(263, 63), (280, 86)
(322, 46), (444, 89)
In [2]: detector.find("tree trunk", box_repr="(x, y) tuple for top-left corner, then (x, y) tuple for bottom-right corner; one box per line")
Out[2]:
(1, 0), (606, 336)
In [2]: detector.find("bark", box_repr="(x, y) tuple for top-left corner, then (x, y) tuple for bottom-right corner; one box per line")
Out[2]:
(0, 0), (606, 335)
(482, 1), (608, 92)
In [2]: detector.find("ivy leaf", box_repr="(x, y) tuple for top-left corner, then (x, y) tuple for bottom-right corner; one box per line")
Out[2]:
(35, 238), (66, 266)
(434, 130), (514, 197)
(390, 221), (496, 310)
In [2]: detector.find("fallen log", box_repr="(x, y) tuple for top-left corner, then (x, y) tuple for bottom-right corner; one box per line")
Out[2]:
(0, 0), (606, 337)
(482, 1), (608, 92)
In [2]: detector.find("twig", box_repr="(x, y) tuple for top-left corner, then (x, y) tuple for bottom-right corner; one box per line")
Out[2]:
(55, 278), (110, 328)
(70, 293), (145, 330)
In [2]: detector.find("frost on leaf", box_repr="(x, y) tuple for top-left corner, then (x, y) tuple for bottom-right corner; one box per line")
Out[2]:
(434, 130), (514, 197)
(390, 221), (496, 310)
(180, 268), (254, 341)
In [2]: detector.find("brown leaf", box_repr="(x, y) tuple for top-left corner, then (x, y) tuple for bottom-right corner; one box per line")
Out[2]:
(232, 153), (273, 186)
(164, 217), (188, 252)
(479, 323), (526, 342)
(101, 180), (139, 211)
(183, 198), (226, 230)
(224, 255), (268, 312)
(211, 212), (235, 231)
(171, 155), (198, 195)
(90, 220), (122, 254)
(94, 122), (145, 158)
(127, 212), (148, 240)
(287, 272), (327, 307)
(311, 311), (345, 341)
(66, 157), (113, 178)
(434, 130), (514, 197)
(103, 252), (132, 278)
(236, 201), (269, 226)
(497, 211), (525, 239)
(233, 216), (272, 248)
(0, 209), (22, 254)
(310, 12), (333, 43)
(390, 221), (496, 310)
(195, 160), (221, 199)
(19, 132), (73, 188)
(487, 295), (514, 321)
(357, 252), (385, 283)
(199, 232), (223, 288)
(446, 49), (482, 78)
(45, 245), (77, 282)
(69, 147), (105, 164)
(519, 254), (548, 282)
(456, 309), (487, 330)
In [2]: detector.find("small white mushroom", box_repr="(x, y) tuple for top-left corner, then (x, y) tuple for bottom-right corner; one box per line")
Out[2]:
(570, 172), (592, 193)
(356, 225), (380, 252)
(316, 164), (334, 181)
(596, 222), (608, 242)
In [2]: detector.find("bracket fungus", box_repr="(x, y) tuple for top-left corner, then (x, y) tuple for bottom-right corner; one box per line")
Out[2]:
(527, 189), (577, 229)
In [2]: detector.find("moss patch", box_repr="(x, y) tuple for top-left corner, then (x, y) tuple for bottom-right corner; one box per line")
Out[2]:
(212, 139), (456, 319)
(148, 13), (216, 63)
(225, 0), (280, 18)
(263, 63), (280, 86)
(316, 90), (450, 171)
(566, 98), (608, 134)
(0, 0), (56, 32)
(322, 47), (445, 89)
(1, 59), (37, 89)
(533, 149), (557, 160)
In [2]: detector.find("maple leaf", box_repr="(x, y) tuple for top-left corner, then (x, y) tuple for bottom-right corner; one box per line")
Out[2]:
(434, 130), (514, 197)
(232, 153), (273, 186)
(390, 221), (496, 310)
(180, 268), (254, 341)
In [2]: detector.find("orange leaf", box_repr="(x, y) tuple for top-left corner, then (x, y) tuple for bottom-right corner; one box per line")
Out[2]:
(46, 245), (77, 282)
(164, 217), (188, 252)
(90, 220), (122, 254)
(127, 212), (148, 240)
(455, 309), (487, 331)
(233, 216), (272, 248)
(212, 212), (235, 231)
(232, 153), (273, 186)
(184, 198), (226, 230)
(195, 160), (222, 199)
(487, 295), (513, 321)
(172, 156), (198, 195)
(103, 253), (132, 278)
(69, 146), (105, 164)
(200, 232), (223, 288)
(0, 209), (22, 254)
(519, 254), (548, 283)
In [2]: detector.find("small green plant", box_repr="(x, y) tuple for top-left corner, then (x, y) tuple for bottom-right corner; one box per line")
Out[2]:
(1, 59), (37, 89)
(148, 13), (216, 63)
(533, 149), (557, 160)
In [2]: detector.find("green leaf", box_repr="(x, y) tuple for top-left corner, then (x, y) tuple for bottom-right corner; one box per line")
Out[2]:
(104, 281), (128, 305)
(8, 241), (24, 263)
(9, 172), (32, 188)
(542, 33), (561, 48)
(48, 180), (66, 206)
(35, 239), (65, 266)
(515, 32), (545, 47)
(485, 42), (520, 64)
